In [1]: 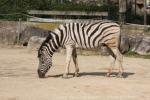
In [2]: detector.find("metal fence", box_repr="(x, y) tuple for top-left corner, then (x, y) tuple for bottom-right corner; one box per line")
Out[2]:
(0, 21), (19, 44)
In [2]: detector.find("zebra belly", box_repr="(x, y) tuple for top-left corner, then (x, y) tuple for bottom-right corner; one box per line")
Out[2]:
(75, 42), (99, 49)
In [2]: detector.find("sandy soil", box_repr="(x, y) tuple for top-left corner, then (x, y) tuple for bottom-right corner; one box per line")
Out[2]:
(0, 47), (150, 100)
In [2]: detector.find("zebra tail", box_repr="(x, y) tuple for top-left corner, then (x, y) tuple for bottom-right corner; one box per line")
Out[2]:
(117, 27), (122, 53)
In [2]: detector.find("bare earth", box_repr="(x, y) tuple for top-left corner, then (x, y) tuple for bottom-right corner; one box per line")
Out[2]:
(0, 47), (150, 100)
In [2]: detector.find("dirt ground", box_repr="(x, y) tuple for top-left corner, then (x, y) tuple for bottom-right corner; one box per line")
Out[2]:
(0, 47), (150, 100)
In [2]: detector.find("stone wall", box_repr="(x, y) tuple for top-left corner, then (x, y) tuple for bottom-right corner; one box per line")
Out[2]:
(0, 21), (150, 55)
(122, 24), (150, 37)
(0, 21), (50, 45)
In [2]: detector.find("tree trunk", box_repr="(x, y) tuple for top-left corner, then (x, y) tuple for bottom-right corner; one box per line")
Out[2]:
(119, 0), (127, 24)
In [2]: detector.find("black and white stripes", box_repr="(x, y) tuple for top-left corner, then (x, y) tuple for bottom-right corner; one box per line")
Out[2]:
(53, 21), (120, 49)
(37, 21), (123, 78)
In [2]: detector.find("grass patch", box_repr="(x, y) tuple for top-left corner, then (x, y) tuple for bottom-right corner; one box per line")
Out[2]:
(124, 51), (150, 59)
(35, 23), (60, 30)
(26, 22), (61, 30)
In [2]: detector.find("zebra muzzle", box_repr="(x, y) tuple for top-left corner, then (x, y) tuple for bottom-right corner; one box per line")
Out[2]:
(37, 69), (45, 78)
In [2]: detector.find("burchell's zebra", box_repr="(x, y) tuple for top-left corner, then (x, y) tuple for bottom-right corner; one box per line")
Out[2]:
(37, 21), (123, 78)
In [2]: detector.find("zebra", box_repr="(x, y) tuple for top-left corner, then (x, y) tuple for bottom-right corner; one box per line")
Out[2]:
(37, 21), (123, 78)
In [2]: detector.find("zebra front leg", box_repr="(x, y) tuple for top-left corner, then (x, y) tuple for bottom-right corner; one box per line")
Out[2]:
(62, 45), (73, 79)
(72, 48), (79, 77)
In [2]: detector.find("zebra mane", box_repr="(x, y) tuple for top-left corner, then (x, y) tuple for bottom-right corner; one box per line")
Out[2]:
(38, 31), (54, 57)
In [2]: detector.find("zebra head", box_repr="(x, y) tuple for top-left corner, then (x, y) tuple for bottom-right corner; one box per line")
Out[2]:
(37, 33), (53, 78)
(37, 49), (52, 78)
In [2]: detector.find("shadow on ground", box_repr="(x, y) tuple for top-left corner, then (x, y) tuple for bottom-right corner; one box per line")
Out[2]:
(46, 72), (135, 78)
(79, 72), (135, 78)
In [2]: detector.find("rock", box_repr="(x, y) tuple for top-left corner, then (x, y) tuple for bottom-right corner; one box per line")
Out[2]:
(129, 36), (150, 55)
(129, 36), (143, 51)
(20, 26), (49, 45)
(27, 36), (45, 51)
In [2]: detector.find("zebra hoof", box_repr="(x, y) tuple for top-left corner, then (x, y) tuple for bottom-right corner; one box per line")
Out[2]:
(106, 73), (111, 77)
(62, 74), (69, 79)
(117, 73), (123, 78)
(74, 73), (79, 77)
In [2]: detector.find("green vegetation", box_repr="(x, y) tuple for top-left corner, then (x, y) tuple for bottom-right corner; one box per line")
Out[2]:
(27, 22), (60, 30)
(0, 0), (109, 12)
(0, 0), (148, 24)
(108, 5), (118, 21)
(50, 3), (108, 12)
(124, 51), (150, 59)
(0, 0), (117, 21)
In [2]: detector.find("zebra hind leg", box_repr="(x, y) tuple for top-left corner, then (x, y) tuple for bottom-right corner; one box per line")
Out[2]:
(105, 46), (116, 77)
(72, 48), (79, 77)
(107, 47), (123, 78)
(62, 45), (74, 79)
(106, 55), (116, 77)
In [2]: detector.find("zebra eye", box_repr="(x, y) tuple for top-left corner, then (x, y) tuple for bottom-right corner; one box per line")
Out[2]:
(42, 63), (45, 66)
(41, 60), (44, 64)
(40, 58), (44, 64)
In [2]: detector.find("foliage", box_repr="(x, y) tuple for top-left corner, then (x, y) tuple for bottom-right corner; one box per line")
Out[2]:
(124, 51), (150, 59)
(0, 0), (149, 24)
(50, 3), (108, 12)
(0, 0), (111, 21)
(126, 13), (144, 24)
(107, 5), (119, 21)
(31, 22), (60, 30)
(125, 7), (150, 25)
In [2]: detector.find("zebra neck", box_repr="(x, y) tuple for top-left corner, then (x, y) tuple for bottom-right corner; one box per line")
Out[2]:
(48, 39), (60, 56)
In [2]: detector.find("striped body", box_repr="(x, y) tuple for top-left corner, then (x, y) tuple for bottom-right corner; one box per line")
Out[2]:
(37, 21), (123, 78)
(54, 21), (120, 49)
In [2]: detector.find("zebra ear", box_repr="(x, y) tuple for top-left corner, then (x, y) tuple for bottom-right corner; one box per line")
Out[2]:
(44, 31), (53, 43)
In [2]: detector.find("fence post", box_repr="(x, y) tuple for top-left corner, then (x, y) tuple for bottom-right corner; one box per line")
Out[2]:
(135, 0), (137, 15)
(17, 18), (22, 44)
(144, 0), (147, 25)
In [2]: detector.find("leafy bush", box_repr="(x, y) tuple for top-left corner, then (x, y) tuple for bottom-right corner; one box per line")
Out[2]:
(107, 5), (119, 21)
(0, 0), (111, 21)
(50, 3), (108, 12)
